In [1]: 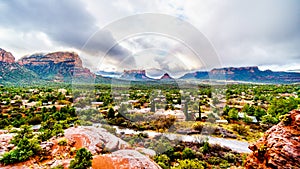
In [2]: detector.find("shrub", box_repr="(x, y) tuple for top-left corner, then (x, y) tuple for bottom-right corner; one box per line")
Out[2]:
(192, 122), (204, 131)
(157, 162), (169, 169)
(154, 154), (170, 169)
(0, 137), (41, 165)
(228, 108), (239, 120)
(69, 148), (93, 169)
(51, 165), (64, 169)
(261, 114), (278, 125)
(171, 159), (205, 169)
(279, 114), (292, 126)
(208, 157), (222, 165)
(200, 139), (210, 154)
(232, 124), (249, 136)
(224, 152), (236, 163)
(58, 138), (68, 146)
(219, 160), (231, 168)
(182, 148), (195, 159)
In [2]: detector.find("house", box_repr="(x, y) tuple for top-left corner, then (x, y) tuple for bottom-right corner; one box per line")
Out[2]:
(238, 112), (258, 123)
(58, 88), (67, 95)
(91, 102), (104, 108)
(154, 109), (186, 121)
(174, 104), (182, 110)
(216, 119), (228, 124)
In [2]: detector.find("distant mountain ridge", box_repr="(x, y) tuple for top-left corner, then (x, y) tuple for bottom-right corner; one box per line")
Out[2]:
(0, 48), (299, 84)
(96, 70), (121, 78)
(180, 66), (300, 83)
(120, 70), (153, 81)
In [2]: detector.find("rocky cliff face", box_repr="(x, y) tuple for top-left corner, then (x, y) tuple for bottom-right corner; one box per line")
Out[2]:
(245, 110), (300, 169)
(210, 66), (260, 75)
(18, 51), (95, 81)
(18, 52), (83, 67)
(121, 69), (152, 81)
(0, 48), (15, 63)
(0, 49), (39, 84)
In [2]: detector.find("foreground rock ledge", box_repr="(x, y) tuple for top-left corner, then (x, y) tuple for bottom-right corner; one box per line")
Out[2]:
(0, 126), (161, 169)
(245, 110), (300, 169)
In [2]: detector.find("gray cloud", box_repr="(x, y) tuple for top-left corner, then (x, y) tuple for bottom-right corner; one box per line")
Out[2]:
(187, 0), (300, 69)
(0, 0), (299, 72)
(0, 0), (132, 68)
(0, 0), (96, 47)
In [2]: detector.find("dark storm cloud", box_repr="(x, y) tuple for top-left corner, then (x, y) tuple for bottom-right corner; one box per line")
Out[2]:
(0, 0), (131, 65)
(198, 0), (300, 68)
(0, 0), (95, 47)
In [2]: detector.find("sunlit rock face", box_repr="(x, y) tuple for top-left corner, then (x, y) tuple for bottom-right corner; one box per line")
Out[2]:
(0, 48), (15, 63)
(18, 51), (95, 81)
(93, 150), (161, 169)
(64, 126), (130, 154)
(65, 126), (161, 169)
(245, 110), (300, 169)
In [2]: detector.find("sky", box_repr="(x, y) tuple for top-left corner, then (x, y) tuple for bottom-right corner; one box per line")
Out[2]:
(0, 0), (299, 76)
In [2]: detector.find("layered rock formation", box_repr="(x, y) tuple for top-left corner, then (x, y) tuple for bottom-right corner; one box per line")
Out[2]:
(18, 51), (95, 81)
(121, 69), (152, 81)
(245, 110), (300, 169)
(18, 52), (83, 66)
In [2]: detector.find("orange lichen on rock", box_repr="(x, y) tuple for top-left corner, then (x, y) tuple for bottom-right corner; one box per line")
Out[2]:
(245, 110), (300, 169)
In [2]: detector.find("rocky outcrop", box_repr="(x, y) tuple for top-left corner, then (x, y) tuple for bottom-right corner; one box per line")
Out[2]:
(18, 51), (95, 81)
(0, 48), (15, 63)
(160, 73), (173, 80)
(121, 69), (152, 81)
(0, 132), (14, 156)
(64, 126), (130, 154)
(18, 52), (82, 67)
(92, 150), (161, 169)
(0, 126), (160, 168)
(245, 110), (300, 169)
(63, 126), (160, 168)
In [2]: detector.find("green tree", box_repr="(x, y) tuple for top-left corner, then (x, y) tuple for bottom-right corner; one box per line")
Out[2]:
(107, 107), (115, 119)
(10, 125), (34, 145)
(223, 105), (230, 116)
(0, 125), (41, 165)
(69, 148), (93, 169)
(228, 108), (239, 120)
(261, 114), (278, 124)
(150, 99), (156, 113)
